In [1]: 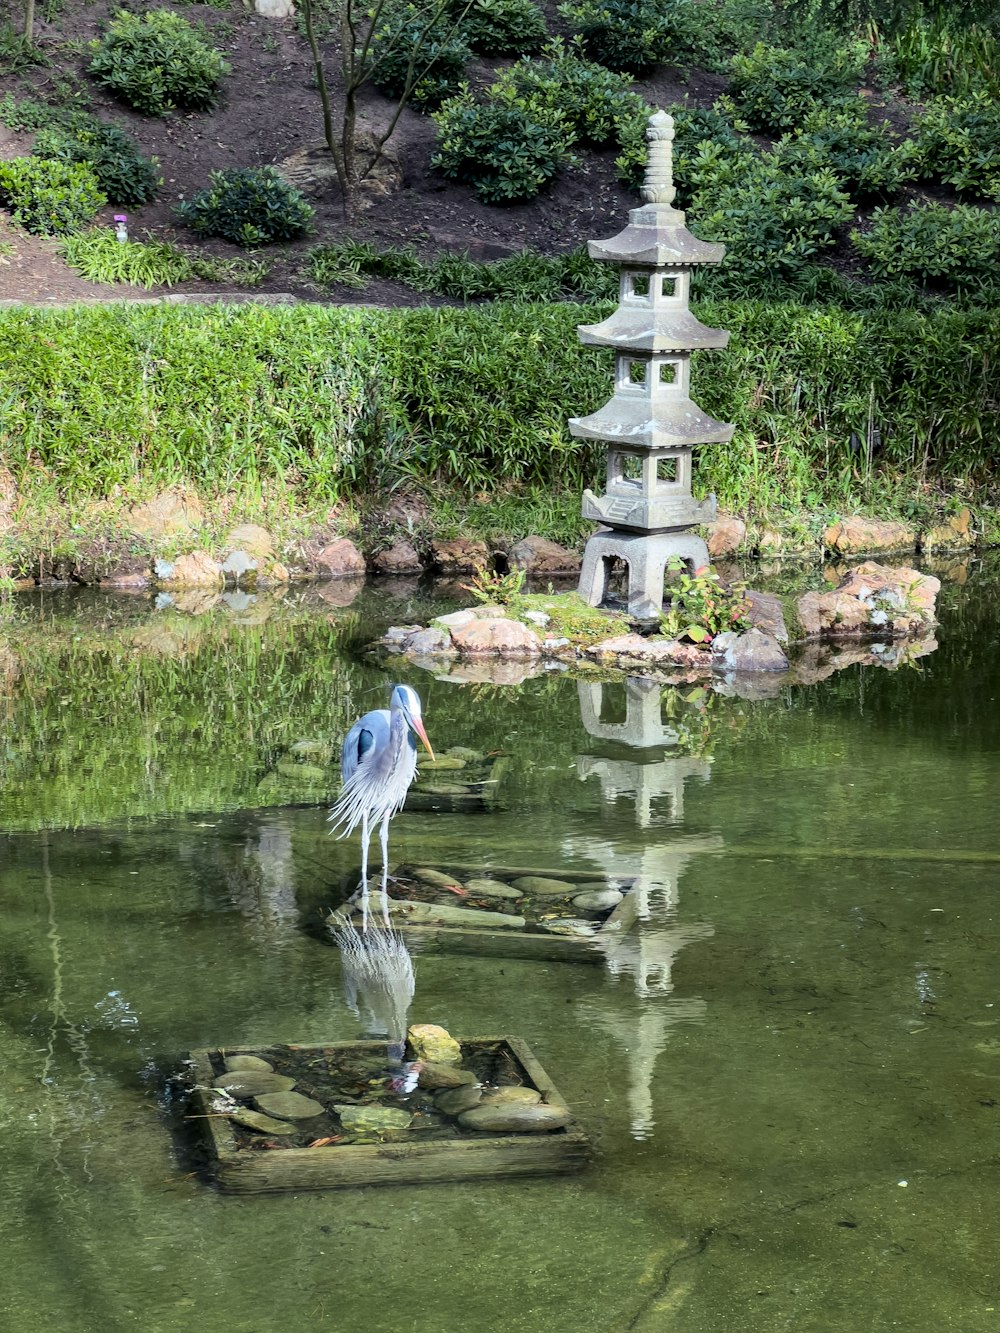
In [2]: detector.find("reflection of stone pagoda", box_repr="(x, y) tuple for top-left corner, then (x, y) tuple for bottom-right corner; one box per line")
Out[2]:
(570, 677), (720, 1139)
(571, 110), (735, 620)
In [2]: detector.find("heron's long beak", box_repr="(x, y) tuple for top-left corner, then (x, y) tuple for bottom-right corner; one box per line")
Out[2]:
(410, 716), (435, 761)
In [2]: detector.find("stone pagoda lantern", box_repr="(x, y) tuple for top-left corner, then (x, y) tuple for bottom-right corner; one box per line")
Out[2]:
(571, 109), (735, 621)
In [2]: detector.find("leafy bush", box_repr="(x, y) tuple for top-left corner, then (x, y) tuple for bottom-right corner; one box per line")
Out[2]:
(773, 102), (914, 201)
(668, 0), (774, 74)
(853, 202), (1000, 292)
(614, 100), (751, 199)
(660, 561), (752, 642)
(728, 39), (866, 132)
(556, 0), (681, 74)
(431, 85), (577, 202)
(4, 300), (1000, 513)
(496, 40), (643, 147)
(88, 9), (230, 116)
(911, 92), (1000, 202)
(369, 5), (471, 110)
(692, 148), (854, 279)
(175, 167), (315, 246)
(0, 156), (106, 235)
(453, 0), (547, 55)
(58, 229), (268, 288)
(32, 118), (159, 206)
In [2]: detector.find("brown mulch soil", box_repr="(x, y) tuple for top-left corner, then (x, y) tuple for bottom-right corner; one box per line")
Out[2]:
(0, 2), (929, 307)
(0, 0), (766, 307)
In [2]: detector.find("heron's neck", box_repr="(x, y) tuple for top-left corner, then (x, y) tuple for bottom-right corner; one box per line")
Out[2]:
(390, 707), (413, 757)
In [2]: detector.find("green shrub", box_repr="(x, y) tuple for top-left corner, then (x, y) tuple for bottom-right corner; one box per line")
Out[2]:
(2, 300), (1000, 511)
(431, 85), (577, 202)
(728, 39), (866, 132)
(911, 92), (1000, 202)
(773, 102), (914, 201)
(496, 40), (643, 147)
(175, 167), (315, 247)
(88, 9), (230, 116)
(32, 118), (159, 206)
(668, 0), (773, 74)
(58, 228), (269, 288)
(0, 156), (106, 235)
(453, 0), (547, 55)
(614, 100), (751, 198)
(556, 0), (681, 74)
(691, 148), (854, 279)
(369, 6), (471, 110)
(853, 202), (1000, 292)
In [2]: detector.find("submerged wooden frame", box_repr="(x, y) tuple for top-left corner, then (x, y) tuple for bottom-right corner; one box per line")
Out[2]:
(187, 1036), (591, 1193)
(339, 863), (643, 964)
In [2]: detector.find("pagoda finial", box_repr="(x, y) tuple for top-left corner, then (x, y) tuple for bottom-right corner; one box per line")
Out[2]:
(640, 110), (676, 207)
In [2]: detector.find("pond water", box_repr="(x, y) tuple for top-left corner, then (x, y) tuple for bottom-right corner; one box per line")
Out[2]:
(1, 565), (998, 1332)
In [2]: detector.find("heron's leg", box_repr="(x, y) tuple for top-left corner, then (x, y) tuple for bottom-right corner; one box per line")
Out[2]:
(360, 810), (370, 933)
(378, 813), (391, 926)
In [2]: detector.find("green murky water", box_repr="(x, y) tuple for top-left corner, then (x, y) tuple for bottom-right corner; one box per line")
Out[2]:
(1, 567), (998, 1332)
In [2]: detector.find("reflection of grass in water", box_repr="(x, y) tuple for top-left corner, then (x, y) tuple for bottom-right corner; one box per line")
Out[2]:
(0, 599), (370, 830)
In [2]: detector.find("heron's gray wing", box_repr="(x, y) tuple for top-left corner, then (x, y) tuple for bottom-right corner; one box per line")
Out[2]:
(340, 709), (390, 786)
(331, 708), (394, 836)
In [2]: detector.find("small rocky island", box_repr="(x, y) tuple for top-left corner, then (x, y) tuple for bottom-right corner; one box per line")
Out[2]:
(379, 560), (940, 684)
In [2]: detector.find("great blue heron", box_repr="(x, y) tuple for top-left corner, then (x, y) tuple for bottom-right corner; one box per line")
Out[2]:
(329, 683), (434, 928)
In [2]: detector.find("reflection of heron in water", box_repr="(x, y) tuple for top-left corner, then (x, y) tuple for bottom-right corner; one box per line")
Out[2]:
(328, 910), (416, 1068)
(329, 684), (434, 929)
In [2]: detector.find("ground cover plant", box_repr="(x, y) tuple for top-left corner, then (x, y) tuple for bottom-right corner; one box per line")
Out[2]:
(727, 37), (866, 131)
(368, 4), (472, 109)
(853, 201), (1000, 293)
(430, 84), (578, 201)
(452, 0), (548, 55)
(58, 228), (269, 287)
(772, 102), (914, 201)
(556, 0), (681, 74)
(494, 40), (646, 147)
(910, 92), (1000, 201)
(307, 239), (616, 299)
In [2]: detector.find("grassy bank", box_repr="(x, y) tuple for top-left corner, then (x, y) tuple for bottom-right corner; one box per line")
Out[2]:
(1, 298), (997, 567)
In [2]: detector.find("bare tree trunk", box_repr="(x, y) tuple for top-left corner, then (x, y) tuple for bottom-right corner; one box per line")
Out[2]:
(23, 0), (36, 44)
(301, 0), (472, 223)
(301, 0), (354, 218)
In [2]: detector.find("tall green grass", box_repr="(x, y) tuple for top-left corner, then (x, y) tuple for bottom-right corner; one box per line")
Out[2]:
(0, 300), (997, 517)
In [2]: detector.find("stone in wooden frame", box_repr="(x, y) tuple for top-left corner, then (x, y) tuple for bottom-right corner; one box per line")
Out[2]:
(187, 1036), (591, 1193)
(335, 863), (646, 964)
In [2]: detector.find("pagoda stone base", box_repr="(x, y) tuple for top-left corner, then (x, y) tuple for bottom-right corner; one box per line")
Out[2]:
(579, 529), (710, 621)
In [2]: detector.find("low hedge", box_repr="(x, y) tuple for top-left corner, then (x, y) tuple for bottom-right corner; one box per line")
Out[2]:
(0, 299), (997, 510)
